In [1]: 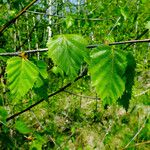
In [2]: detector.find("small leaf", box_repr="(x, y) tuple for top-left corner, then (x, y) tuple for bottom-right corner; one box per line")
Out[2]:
(36, 60), (48, 79)
(15, 120), (32, 134)
(47, 34), (89, 78)
(89, 45), (127, 105)
(52, 66), (64, 77)
(65, 16), (74, 29)
(30, 134), (46, 150)
(34, 76), (44, 88)
(6, 57), (39, 99)
(145, 21), (150, 30)
(0, 106), (7, 123)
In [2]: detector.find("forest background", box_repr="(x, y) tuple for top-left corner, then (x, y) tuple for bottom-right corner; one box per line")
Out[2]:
(0, 0), (150, 149)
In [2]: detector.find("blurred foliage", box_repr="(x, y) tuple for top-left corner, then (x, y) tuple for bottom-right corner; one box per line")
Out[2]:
(0, 0), (149, 149)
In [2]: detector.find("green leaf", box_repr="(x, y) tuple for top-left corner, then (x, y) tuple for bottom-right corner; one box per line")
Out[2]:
(47, 34), (88, 78)
(65, 16), (74, 29)
(89, 45), (127, 105)
(0, 106), (7, 123)
(6, 57), (39, 99)
(52, 66), (64, 77)
(36, 60), (48, 79)
(118, 52), (136, 111)
(34, 76), (44, 88)
(145, 21), (150, 30)
(30, 134), (46, 150)
(120, 7), (128, 21)
(30, 141), (42, 150)
(15, 120), (32, 134)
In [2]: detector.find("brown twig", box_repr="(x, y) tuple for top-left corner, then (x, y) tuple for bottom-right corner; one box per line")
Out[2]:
(121, 140), (150, 150)
(0, 0), (38, 34)
(123, 115), (149, 149)
(123, 29), (149, 50)
(64, 90), (100, 100)
(0, 38), (149, 56)
(109, 39), (150, 46)
(0, 67), (87, 126)
(0, 48), (48, 56)
(26, 10), (112, 21)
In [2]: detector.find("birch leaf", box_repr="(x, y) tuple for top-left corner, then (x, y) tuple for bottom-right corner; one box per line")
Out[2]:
(89, 45), (127, 105)
(47, 34), (88, 78)
(6, 57), (39, 99)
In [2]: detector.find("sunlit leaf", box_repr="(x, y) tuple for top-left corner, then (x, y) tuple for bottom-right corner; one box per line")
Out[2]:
(89, 45), (127, 105)
(65, 15), (74, 29)
(30, 134), (46, 150)
(145, 21), (150, 30)
(47, 34), (89, 78)
(6, 57), (39, 99)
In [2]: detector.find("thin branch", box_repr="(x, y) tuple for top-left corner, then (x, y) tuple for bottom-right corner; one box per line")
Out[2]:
(26, 10), (112, 21)
(30, 110), (44, 129)
(135, 89), (150, 97)
(123, 29), (149, 50)
(64, 90), (100, 100)
(124, 114), (149, 149)
(0, 48), (48, 56)
(16, 21), (39, 51)
(0, 0), (38, 34)
(0, 39), (149, 56)
(26, 10), (47, 15)
(121, 140), (150, 150)
(0, 67), (87, 125)
(109, 39), (150, 46)
(101, 122), (113, 144)
(76, 18), (112, 21)
(30, 110), (58, 147)
(108, 17), (121, 36)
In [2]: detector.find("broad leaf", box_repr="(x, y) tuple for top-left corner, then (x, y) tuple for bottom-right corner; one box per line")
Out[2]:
(118, 52), (136, 111)
(47, 34), (88, 78)
(6, 57), (39, 99)
(89, 45), (127, 105)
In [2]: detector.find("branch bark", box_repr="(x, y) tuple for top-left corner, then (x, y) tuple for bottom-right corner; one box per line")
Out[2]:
(0, 38), (149, 56)
(109, 39), (150, 46)
(123, 115), (149, 149)
(123, 29), (149, 50)
(0, 0), (38, 34)
(64, 90), (100, 100)
(26, 10), (112, 21)
(0, 67), (87, 125)
(121, 140), (150, 150)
